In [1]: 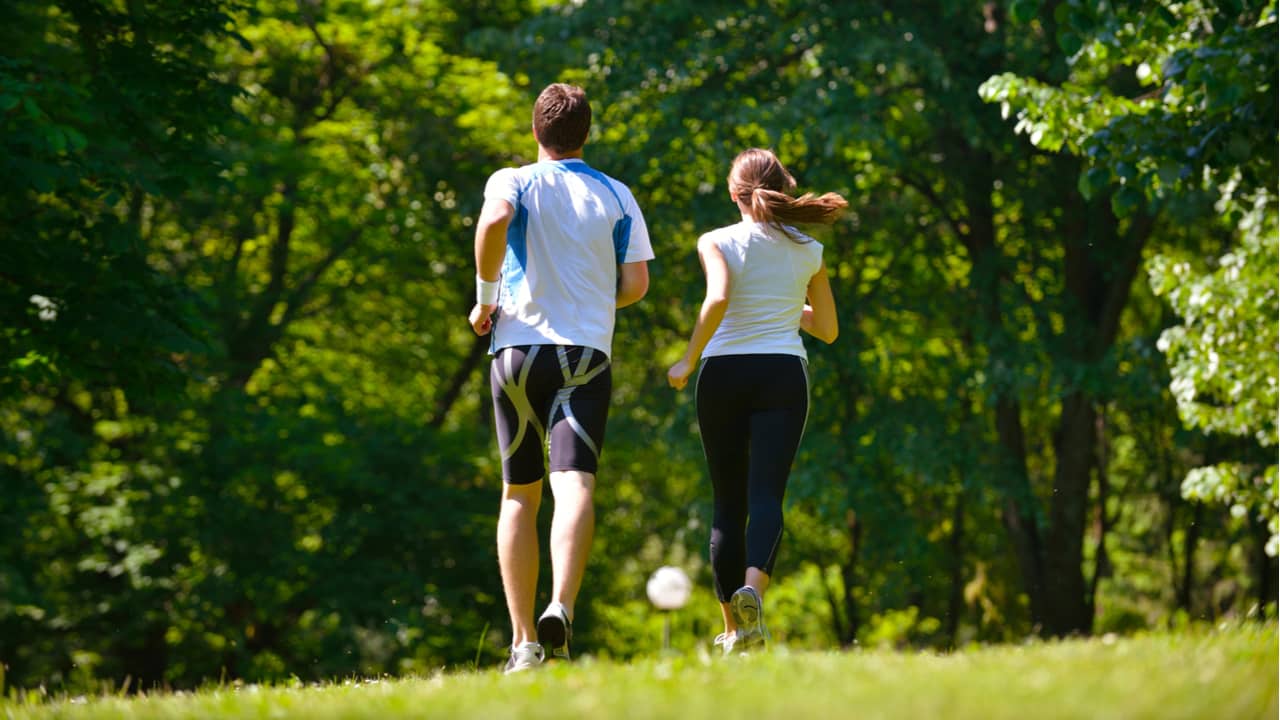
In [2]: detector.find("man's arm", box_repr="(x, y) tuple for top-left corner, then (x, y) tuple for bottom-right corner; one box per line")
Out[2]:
(616, 260), (649, 309)
(475, 197), (513, 281)
(469, 197), (514, 335)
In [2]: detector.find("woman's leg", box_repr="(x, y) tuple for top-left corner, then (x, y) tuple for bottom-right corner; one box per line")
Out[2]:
(744, 357), (809, 595)
(696, 358), (751, 630)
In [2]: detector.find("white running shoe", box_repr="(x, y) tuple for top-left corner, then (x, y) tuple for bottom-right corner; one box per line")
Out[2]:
(730, 586), (769, 651)
(537, 602), (572, 660)
(503, 641), (544, 673)
(713, 631), (739, 656)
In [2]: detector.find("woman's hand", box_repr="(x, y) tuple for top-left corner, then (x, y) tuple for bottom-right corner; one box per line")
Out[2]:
(667, 357), (695, 390)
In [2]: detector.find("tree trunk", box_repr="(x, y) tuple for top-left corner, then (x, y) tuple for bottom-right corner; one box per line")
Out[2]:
(841, 508), (862, 646)
(1043, 391), (1096, 635)
(957, 149), (1049, 630)
(946, 486), (966, 647)
(996, 397), (1046, 627)
(428, 334), (490, 428)
(820, 562), (848, 645)
(1250, 512), (1278, 615)
(1087, 409), (1113, 620)
(1039, 171), (1154, 636)
(226, 182), (297, 387)
(1179, 503), (1202, 614)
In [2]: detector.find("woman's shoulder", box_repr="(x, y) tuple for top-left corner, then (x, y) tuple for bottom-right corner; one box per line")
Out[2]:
(776, 225), (821, 248)
(698, 222), (747, 245)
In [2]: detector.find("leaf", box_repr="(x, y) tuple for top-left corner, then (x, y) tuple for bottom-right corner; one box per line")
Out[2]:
(231, 30), (255, 52)
(0, 94), (18, 111)
(29, 168), (55, 193)
(1010, 0), (1041, 24)
(1057, 31), (1084, 57)
(1110, 186), (1143, 217)
(1077, 167), (1108, 200)
(1156, 160), (1182, 186)
(63, 127), (88, 152)
(44, 126), (66, 154)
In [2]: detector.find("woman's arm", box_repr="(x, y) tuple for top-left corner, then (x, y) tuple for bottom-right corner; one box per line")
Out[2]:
(800, 263), (838, 344)
(667, 236), (731, 390)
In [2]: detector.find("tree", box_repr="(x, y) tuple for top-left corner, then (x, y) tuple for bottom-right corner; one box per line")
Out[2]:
(0, 0), (245, 688)
(1, 0), (546, 689)
(1150, 199), (1278, 557)
(0, 0), (242, 397)
(980, 0), (1278, 583)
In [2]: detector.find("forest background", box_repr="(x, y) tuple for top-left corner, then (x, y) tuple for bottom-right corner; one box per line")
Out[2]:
(1, 0), (1276, 691)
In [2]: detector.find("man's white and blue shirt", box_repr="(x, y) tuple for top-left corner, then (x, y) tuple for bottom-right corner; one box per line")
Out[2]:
(484, 158), (654, 358)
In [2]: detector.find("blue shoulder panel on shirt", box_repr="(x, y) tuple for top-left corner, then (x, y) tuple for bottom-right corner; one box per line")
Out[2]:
(504, 162), (567, 281)
(559, 162), (632, 264)
(508, 161), (632, 270)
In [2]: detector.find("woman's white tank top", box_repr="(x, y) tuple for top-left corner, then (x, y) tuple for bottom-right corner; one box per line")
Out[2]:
(701, 220), (824, 360)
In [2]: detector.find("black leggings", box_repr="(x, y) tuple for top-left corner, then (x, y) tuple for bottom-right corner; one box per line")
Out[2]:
(695, 354), (808, 602)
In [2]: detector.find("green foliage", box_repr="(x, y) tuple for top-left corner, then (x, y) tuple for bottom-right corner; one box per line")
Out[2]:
(979, 1), (1278, 214)
(982, 0), (1278, 557)
(2, 0), (530, 690)
(1150, 201), (1278, 447)
(0, 1), (243, 396)
(1150, 197), (1279, 554)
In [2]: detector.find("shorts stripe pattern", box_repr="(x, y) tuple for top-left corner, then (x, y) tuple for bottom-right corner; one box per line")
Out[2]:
(491, 345), (612, 485)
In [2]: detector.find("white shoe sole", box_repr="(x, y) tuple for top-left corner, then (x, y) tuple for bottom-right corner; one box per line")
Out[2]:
(730, 588), (768, 650)
(537, 610), (571, 660)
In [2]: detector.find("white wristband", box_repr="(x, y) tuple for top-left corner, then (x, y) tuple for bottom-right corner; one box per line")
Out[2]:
(476, 274), (500, 305)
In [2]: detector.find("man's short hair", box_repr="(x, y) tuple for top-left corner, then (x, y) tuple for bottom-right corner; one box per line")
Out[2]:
(533, 84), (591, 154)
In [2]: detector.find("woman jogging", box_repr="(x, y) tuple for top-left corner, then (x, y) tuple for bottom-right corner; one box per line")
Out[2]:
(667, 148), (845, 654)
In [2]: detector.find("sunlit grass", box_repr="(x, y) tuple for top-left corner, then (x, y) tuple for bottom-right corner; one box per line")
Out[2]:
(4, 624), (1275, 719)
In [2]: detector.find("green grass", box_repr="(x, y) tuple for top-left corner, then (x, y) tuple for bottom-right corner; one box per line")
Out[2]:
(5, 624), (1275, 719)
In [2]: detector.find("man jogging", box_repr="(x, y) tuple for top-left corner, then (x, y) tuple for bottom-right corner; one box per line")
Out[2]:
(468, 83), (654, 673)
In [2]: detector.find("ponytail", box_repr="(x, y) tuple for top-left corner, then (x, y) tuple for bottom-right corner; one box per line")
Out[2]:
(750, 188), (848, 240)
(730, 148), (848, 243)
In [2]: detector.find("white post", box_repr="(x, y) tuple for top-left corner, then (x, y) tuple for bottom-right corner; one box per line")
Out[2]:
(647, 566), (692, 653)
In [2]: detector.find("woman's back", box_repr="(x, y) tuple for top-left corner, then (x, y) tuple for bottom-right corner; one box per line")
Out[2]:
(701, 220), (823, 360)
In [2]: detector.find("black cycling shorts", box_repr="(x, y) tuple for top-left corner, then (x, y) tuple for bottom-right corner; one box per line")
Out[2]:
(490, 344), (612, 485)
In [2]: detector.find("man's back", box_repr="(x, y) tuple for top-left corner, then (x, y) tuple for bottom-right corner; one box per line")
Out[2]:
(484, 158), (652, 357)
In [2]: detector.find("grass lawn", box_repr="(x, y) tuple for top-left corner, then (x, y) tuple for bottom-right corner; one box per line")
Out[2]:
(4, 623), (1275, 719)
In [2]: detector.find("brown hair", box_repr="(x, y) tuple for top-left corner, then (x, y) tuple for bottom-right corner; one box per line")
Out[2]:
(533, 83), (591, 155)
(728, 148), (847, 241)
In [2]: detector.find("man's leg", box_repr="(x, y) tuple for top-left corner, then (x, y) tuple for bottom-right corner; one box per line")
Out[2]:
(491, 345), (555, 652)
(498, 478), (543, 645)
(547, 469), (595, 617)
(538, 346), (609, 659)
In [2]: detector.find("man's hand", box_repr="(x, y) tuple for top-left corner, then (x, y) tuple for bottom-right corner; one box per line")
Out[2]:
(469, 303), (497, 335)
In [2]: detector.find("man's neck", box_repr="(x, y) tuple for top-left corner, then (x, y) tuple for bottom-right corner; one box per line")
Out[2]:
(538, 146), (584, 162)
